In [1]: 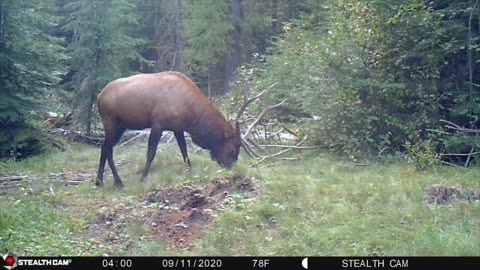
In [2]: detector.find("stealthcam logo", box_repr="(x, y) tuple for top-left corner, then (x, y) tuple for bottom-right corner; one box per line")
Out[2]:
(2, 252), (17, 270)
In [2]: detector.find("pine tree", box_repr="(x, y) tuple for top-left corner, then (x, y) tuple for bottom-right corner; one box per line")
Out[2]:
(136, 0), (184, 73)
(63, 0), (146, 134)
(224, 0), (243, 93)
(183, 0), (232, 97)
(0, 0), (66, 158)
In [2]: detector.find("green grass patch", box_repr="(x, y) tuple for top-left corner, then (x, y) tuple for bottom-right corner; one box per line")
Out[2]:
(1, 142), (479, 256)
(0, 193), (96, 255)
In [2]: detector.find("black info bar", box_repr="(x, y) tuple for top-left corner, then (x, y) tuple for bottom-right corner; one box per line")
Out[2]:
(1, 256), (479, 270)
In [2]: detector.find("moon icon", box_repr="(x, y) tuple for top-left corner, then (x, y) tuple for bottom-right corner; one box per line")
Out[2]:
(302, 257), (308, 269)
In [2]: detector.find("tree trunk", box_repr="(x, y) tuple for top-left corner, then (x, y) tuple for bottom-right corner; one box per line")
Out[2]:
(271, 0), (278, 34)
(85, 91), (96, 137)
(153, 0), (185, 73)
(154, 0), (165, 72)
(224, 0), (243, 93)
(467, 0), (479, 120)
(173, 0), (185, 72)
(0, 2), (3, 42)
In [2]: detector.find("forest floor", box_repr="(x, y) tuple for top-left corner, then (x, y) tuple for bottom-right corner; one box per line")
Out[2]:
(1, 141), (480, 256)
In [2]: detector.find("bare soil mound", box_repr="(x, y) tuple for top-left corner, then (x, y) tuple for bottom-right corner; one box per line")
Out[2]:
(143, 175), (256, 249)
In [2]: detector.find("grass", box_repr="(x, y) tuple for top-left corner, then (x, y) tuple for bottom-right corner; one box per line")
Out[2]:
(1, 142), (479, 256)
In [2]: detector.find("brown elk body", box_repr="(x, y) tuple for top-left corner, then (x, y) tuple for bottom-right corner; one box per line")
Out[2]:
(96, 71), (241, 188)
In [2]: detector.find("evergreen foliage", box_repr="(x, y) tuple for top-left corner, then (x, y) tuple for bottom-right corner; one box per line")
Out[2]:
(135, 0), (182, 73)
(0, 0), (66, 158)
(62, 0), (146, 134)
(182, 0), (232, 96)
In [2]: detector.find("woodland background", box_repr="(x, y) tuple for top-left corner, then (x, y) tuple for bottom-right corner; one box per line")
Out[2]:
(1, 0), (480, 165)
(1, 0), (480, 257)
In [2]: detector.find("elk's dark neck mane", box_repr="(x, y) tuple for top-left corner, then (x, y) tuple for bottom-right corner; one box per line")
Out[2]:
(188, 107), (227, 150)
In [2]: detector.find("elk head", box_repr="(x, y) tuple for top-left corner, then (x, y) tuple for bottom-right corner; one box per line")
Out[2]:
(211, 120), (242, 168)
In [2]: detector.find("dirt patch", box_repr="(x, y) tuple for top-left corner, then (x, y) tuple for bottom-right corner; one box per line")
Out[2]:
(83, 174), (257, 252)
(143, 175), (257, 249)
(424, 184), (480, 205)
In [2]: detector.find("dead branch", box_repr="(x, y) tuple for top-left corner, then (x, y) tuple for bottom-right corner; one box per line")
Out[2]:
(281, 157), (299, 161)
(269, 127), (285, 140)
(257, 144), (327, 149)
(52, 140), (70, 151)
(378, 146), (391, 157)
(432, 119), (479, 167)
(49, 128), (104, 145)
(439, 160), (470, 169)
(440, 119), (480, 134)
(425, 129), (451, 136)
(465, 145), (475, 167)
(280, 123), (300, 138)
(438, 152), (480, 157)
(250, 135), (309, 167)
(119, 130), (149, 146)
(0, 175), (28, 182)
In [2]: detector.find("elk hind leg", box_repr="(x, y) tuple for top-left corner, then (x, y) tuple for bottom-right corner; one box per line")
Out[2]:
(109, 127), (126, 188)
(96, 143), (109, 187)
(96, 124), (125, 188)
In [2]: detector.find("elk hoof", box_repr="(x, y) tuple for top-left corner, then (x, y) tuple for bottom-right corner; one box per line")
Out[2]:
(95, 180), (104, 187)
(114, 182), (124, 189)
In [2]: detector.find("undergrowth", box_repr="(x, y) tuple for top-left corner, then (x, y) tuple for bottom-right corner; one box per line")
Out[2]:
(1, 143), (479, 256)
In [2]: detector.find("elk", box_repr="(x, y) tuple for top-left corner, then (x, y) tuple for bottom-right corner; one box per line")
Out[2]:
(95, 71), (241, 188)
